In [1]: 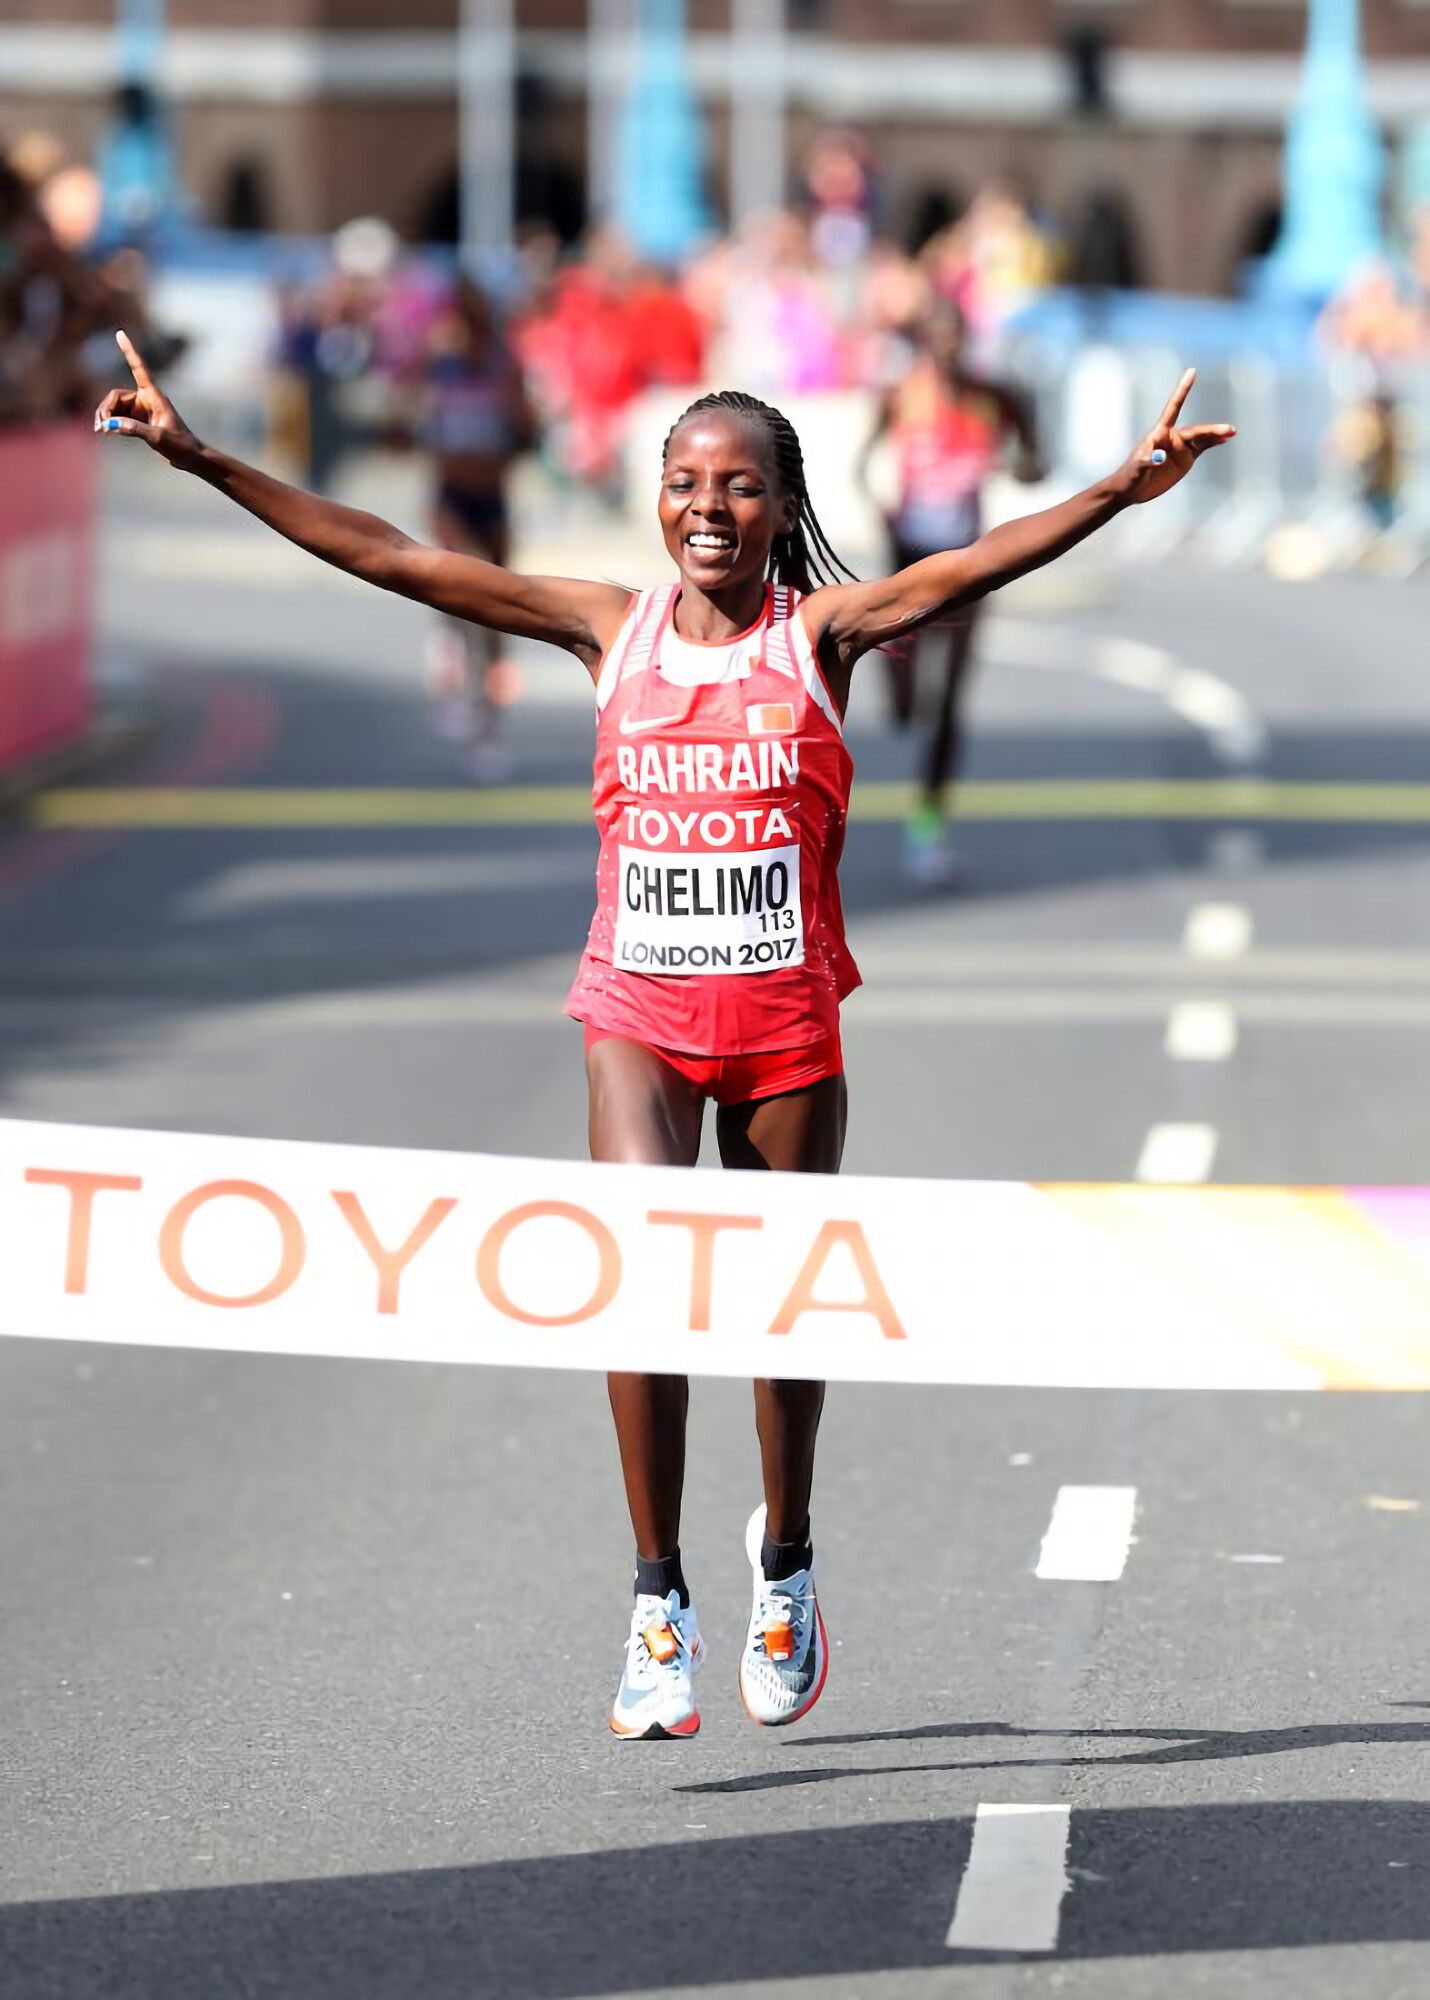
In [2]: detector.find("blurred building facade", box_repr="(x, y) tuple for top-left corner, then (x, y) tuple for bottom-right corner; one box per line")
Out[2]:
(5, 0), (1430, 291)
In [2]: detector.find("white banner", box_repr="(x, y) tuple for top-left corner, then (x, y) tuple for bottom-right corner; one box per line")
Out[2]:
(3, 1118), (1430, 1390)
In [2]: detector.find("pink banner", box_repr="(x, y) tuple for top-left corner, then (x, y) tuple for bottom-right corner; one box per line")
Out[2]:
(0, 419), (95, 773)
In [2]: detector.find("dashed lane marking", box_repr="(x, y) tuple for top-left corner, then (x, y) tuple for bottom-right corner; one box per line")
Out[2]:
(1035, 1486), (1138, 1582)
(1184, 902), (1253, 960)
(1135, 1122), (1218, 1184)
(1205, 828), (1266, 876)
(32, 778), (1430, 830)
(946, 1803), (1073, 1954)
(1165, 999), (1238, 1061)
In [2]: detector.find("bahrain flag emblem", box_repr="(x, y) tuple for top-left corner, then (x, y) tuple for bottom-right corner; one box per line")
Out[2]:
(745, 703), (795, 735)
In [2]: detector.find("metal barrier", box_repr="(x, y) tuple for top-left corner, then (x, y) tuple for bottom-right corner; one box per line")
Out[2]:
(1006, 326), (1430, 577)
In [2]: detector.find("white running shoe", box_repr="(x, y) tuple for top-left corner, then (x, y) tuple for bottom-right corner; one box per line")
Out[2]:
(610, 1589), (705, 1740)
(738, 1505), (829, 1728)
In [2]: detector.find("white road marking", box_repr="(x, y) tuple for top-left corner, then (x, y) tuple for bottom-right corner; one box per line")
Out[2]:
(1090, 634), (1175, 693)
(1035, 1486), (1138, 1582)
(231, 985), (1430, 1036)
(1135, 1122), (1217, 1183)
(854, 941), (1430, 984)
(1206, 828), (1265, 876)
(946, 1803), (1073, 1953)
(986, 623), (1266, 770)
(1165, 999), (1238, 1061)
(1183, 902), (1252, 960)
(1166, 669), (1268, 764)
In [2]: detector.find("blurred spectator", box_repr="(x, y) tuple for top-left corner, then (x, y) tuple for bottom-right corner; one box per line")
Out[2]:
(1335, 390), (1401, 529)
(418, 274), (537, 778)
(803, 128), (876, 270)
(512, 224), (702, 495)
(850, 236), (931, 390)
(272, 217), (403, 490)
(494, 156), (1055, 501)
(859, 295), (1042, 886)
(1318, 262), (1423, 534)
(923, 180), (1056, 342)
(1318, 261), (1422, 364)
(8, 124), (104, 258)
(702, 210), (842, 396)
(0, 144), (159, 428)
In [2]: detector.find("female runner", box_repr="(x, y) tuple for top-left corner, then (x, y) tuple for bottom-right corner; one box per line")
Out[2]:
(417, 275), (536, 779)
(860, 296), (1042, 885)
(98, 331), (1231, 1741)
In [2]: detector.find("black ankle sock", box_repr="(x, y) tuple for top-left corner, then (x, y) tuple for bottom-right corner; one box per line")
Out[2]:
(760, 1528), (813, 1582)
(634, 1550), (689, 1609)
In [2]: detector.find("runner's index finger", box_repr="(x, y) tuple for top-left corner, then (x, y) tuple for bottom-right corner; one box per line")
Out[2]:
(1157, 367), (1197, 431)
(116, 328), (152, 386)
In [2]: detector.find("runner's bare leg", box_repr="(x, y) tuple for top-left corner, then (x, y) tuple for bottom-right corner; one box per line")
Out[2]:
(925, 606), (980, 807)
(588, 1035), (704, 1560)
(719, 1075), (847, 1542)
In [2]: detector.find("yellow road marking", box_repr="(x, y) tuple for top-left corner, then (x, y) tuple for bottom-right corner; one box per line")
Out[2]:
(32, 787), (596, 829)
(29, 778), (1430, 832)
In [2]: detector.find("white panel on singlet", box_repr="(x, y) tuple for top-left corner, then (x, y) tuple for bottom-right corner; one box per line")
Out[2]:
(656, 624), (759, 686)
(786, 601), (843, 735)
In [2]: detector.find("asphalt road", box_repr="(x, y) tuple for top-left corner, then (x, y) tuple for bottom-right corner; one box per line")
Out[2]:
(3, 451), (1430, 1997)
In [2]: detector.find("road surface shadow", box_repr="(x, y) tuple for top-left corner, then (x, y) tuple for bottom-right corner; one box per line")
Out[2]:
(4, 1803), (1430, 1995)
(5, 651), (1430, 1113)
(678, 1712), (1430, 1793)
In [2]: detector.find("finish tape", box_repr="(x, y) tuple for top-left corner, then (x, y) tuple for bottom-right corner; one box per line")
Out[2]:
(3, 1116), (1430, 1390)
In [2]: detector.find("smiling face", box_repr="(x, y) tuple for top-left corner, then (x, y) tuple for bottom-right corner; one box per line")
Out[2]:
(658, 412), (798, 596)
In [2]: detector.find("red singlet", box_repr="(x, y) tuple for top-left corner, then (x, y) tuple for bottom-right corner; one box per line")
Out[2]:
(583, 1025), (843, 1106)
(566, 582), (860, 1060)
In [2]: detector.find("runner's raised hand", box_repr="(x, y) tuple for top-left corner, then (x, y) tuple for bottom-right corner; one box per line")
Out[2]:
(1118, 367), (1234, 504)
(94, 330), (199, 467)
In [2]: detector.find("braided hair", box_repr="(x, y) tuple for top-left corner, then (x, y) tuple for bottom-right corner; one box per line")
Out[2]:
(661, 389), (856, 594)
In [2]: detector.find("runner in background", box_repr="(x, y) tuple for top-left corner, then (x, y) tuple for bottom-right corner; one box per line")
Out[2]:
(862, 297), (1043, 885)
(420, 276), (536, 779)
(99, 333), (1231, 1742)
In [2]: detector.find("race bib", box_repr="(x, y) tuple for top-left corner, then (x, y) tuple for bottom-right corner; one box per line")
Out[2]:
(614, 844), (804, 976)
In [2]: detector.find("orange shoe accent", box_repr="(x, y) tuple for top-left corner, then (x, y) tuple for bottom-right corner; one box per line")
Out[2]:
(643, 1621), (679, 1665)
(761, 1620), (794, 1663)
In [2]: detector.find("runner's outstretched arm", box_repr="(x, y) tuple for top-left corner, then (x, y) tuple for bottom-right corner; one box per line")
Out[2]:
(96, 331), (630, 671)
(808, 369), (1232, 669)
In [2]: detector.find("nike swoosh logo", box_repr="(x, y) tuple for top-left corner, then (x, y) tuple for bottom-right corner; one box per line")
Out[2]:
(617, 715), (671, 736)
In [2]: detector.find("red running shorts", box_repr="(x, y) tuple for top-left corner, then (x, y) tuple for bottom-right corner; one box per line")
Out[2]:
(584, 1026), (843, 1106)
